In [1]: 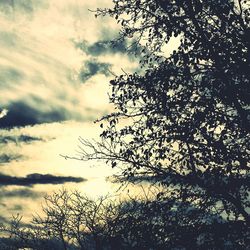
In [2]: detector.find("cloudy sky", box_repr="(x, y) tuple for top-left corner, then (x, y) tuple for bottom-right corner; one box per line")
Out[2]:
(0, 0), (140, 223)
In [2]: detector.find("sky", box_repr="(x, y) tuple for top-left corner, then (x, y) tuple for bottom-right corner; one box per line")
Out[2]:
(0, 0), (140, 223)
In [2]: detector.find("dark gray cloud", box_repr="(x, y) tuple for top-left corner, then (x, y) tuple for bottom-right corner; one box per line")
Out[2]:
(74, 37), (142, 59)
(0, 173), (86, 186)
(0, 1), (138, 129)
(0, 154), (23, 164)
(0, 188), (44, 199)
(0, 101), (83, 128)
(0, 135), (43, 144)
(75, 39), (127, 57)
(79, 60), (111, 82)
(0, 101), (43, 128)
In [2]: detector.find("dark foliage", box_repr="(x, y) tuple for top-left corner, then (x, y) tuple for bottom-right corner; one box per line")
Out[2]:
(0, 190), (249, 249)
(1, 0), (249, 249)
(77, 0), (250, 248)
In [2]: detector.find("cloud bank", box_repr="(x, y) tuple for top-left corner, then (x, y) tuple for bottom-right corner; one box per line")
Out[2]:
(0, 173), (86, 186)
(0, 0), (138, 223)
(0, 0), (138, 128)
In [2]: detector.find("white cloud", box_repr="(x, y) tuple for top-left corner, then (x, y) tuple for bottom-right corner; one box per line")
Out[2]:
(0, 0), (140, 222)
(0, 0), (135, 126)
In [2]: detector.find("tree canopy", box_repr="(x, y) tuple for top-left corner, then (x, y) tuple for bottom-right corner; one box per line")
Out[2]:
(1, 1), (249, 249)
(79, 0), (250, 247)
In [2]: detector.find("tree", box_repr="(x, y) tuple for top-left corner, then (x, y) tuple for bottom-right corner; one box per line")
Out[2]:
(78, 0), (250, 247)
(2, 1), (249, 249)
(0, 190), (122, 250)
(3, 189), (247, 250)
(2, 189), (210, 250)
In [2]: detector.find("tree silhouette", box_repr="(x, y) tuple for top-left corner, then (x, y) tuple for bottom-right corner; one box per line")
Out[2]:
(78, 0), (250, 247)
(1, 1), (249, 249)
(2, 189), (247, 249)
(0, 190), (121, 250)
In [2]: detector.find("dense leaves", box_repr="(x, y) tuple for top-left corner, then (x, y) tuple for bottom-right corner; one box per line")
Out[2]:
(79, 0), (250, 247)
(1, 190), (249, 249)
